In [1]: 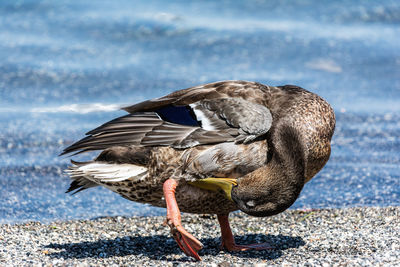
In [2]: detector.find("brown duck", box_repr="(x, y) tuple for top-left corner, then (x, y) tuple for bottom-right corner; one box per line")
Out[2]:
(61, 80), (335, 260)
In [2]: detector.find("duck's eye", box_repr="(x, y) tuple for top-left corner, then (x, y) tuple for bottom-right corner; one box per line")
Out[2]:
(246, 200), (256, 208)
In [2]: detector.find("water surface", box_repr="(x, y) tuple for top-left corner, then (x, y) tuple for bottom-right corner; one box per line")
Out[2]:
(1, 0), (399, 224)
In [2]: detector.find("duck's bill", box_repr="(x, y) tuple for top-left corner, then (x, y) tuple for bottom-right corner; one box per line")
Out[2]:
(188, 178), (237, 201)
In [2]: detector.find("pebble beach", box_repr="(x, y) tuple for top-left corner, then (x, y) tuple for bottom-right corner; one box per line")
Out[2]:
(1, 207), (399, 266)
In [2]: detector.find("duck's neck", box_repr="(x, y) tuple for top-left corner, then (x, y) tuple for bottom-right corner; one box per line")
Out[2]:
(231, 123), (306, 217)
(271, 123), (306, 189)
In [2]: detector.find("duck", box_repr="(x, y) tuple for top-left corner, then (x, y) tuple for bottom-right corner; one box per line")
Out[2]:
(61, 80), (335, 261)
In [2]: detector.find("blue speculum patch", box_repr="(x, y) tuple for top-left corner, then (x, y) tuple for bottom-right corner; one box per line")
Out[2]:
(155, 105), (201, 127)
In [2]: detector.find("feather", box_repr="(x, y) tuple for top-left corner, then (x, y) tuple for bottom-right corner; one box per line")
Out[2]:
(61, 80), (274, 156)
(66, 162), (148, 183)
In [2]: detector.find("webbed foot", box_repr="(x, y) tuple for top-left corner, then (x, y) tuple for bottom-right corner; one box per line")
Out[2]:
(218, 214), (273, 252)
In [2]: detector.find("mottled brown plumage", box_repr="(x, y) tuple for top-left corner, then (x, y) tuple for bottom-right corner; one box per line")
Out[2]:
(62, 80), (335, 260)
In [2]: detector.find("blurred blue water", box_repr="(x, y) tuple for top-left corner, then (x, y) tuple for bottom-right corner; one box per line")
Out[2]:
(1, 0), (399, 224)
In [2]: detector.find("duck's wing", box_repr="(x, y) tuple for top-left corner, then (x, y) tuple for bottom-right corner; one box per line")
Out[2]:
(61, 80), (273, 155)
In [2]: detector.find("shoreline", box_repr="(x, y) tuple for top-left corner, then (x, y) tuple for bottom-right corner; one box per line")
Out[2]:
(1, 207), (399, 266)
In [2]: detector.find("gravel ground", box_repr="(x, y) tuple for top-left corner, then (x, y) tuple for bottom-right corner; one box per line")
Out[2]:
(1, 207), (399, 266)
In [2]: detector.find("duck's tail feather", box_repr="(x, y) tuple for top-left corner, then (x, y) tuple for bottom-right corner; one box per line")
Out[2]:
(65, 160), (148, 194)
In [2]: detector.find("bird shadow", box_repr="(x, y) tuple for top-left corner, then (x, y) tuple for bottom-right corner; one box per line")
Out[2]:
(44, 233), (305, 261)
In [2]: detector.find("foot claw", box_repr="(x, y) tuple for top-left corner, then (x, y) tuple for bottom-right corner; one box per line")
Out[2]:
(166, 219), (203, 260)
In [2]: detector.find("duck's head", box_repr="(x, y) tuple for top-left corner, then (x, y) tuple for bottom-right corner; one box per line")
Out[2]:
(230, 166), (304, 217)
(189, 168), (304, 217)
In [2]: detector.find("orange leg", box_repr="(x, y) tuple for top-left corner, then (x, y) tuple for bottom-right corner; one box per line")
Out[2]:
(163, 179), (203, 261)
(217, 214), (273, 251)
